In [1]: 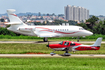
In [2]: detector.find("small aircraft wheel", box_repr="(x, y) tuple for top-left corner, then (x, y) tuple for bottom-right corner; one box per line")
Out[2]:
(50, 53), (55, 56)
(64, 53), (71, 56)
(51, 54), (54, 56)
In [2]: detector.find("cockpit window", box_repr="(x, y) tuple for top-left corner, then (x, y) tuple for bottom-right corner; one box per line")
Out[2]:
(64, 42), (69, 45)
(79, 28), (85, 30)
(59, 41), (63, 45)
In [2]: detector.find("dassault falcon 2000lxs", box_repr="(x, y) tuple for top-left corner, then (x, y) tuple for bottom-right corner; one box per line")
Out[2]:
(6, 9), (93, 42)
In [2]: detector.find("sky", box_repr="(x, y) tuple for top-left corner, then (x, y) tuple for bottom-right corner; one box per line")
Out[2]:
(0, 0), (105, 16)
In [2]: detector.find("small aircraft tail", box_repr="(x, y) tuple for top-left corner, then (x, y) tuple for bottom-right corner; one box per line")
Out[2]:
(92, 37), (102, 47)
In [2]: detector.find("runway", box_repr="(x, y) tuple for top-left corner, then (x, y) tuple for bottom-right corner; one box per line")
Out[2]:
(0, 41), (105, 44)
(0, 54), (105, 58)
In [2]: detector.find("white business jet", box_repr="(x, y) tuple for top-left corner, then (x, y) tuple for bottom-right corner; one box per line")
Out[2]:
(6, 9), (93, 42)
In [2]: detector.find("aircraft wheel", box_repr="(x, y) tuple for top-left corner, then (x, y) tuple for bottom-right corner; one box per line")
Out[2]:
(64, 53), (71, 56)
(50, 52), (56, 56)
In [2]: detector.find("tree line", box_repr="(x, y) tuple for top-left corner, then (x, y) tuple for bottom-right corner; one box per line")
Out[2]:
(77, 16), (105, 35)
(0, 27), (20, 36)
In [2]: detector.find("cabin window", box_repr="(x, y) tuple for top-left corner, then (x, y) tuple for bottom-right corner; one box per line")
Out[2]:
(64, 42), (69, 45)
(70, 42), (75, 46)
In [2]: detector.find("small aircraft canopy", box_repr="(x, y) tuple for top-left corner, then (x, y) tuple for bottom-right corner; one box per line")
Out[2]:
(59, 41), (63, 45)
(70, 42), (75, 46)
(64, 42), (69, 45)
(59, 41), (70, 45)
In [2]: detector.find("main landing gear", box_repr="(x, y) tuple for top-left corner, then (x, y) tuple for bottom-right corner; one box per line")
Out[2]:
(77, 36), (80, 42)
(64, 51), (71, 56)
(43, 37), (48, 42)
(50, 51), (71, 56)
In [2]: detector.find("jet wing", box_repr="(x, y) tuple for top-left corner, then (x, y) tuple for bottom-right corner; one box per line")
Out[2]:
(34, 31), (61, 37)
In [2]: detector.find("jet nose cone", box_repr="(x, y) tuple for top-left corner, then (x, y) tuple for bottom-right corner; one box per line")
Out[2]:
(79, 30), (93, 36)
(89, 31), (93, 35)
(90, 32), (93, 35)
(86, 31), (93, 36)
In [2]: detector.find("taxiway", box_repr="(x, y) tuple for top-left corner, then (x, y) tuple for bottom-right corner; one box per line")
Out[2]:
(0, 41), (105, 44)
(0, 54), (105, 58)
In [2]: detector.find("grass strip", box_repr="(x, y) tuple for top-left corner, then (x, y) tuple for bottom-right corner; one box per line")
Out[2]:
(0, 43), (105, 54)
(0, 58), (104, 70)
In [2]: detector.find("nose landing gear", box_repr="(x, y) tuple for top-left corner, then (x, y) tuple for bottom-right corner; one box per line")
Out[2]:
(43, 37), (48, 42)
(50, 51), (56, 56)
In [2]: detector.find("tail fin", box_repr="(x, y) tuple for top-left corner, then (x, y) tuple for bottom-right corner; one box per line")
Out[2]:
(7, 9), (22, 23)
(92, 37), (102, 47)
(6, 9), (26, 25)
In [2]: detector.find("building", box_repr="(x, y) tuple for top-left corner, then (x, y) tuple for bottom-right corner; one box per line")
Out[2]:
(65, 5), (89, 23)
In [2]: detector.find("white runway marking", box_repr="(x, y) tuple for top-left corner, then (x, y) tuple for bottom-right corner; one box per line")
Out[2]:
(0, 54), (105, 58)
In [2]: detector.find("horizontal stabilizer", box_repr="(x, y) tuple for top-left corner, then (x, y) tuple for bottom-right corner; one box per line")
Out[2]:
(5, 22), (21, 25)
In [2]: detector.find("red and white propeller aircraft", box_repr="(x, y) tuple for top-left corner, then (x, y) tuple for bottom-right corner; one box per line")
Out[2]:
(46, 37), (102, 56)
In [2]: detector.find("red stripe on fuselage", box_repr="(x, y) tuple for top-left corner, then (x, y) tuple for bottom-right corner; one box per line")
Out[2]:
(75, 46), (100, 51)
(55, 31), (80, 34)
(36, 27), (80, 34)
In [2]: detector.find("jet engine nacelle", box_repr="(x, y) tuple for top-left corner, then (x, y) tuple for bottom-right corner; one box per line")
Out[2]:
(17, 27), (34, 32)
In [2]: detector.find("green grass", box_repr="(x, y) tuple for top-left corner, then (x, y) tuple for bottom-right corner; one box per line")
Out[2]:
(0, 43), (105, 54)
(0, 34), (105, 41)
(0, 58), (105, 70)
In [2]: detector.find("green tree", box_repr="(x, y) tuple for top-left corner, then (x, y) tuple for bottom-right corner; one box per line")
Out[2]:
(93, 21), (105, 34)
(76, 23), (88, 30)
(86, 16), (99, 29)
(0, 27), (16, 36)
(54, 20), (67, 25)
